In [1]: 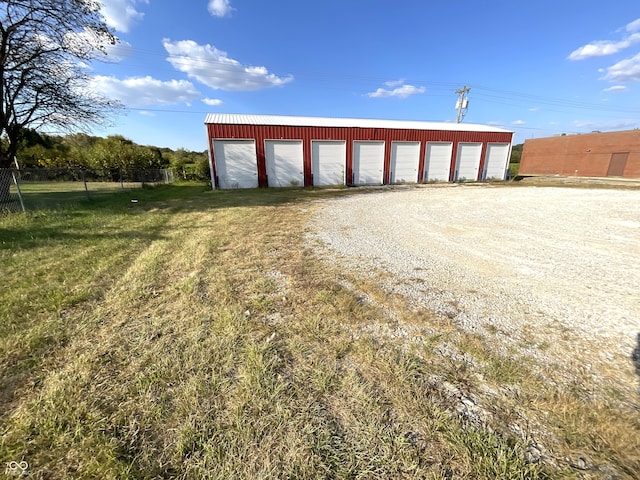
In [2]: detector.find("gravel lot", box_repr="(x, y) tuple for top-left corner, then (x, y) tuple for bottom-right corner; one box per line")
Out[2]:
(309, 185), (640, 380)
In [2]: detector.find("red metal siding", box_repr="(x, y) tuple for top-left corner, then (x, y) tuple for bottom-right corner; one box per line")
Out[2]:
(207, 123), (513, 187)
(478, 142), (489, 180)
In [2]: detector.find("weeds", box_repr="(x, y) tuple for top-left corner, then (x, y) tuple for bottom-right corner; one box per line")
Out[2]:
(1, 184), (638, 478)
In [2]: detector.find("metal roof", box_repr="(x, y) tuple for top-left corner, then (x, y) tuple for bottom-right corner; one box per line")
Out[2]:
(204, 113), (512, 133)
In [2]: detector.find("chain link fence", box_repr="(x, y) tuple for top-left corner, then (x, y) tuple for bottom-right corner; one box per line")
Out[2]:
(0, 168), (24, 213)
(0, 167), (173, 213)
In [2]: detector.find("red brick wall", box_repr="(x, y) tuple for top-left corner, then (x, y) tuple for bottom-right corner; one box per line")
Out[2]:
(520, 130), (640, 178)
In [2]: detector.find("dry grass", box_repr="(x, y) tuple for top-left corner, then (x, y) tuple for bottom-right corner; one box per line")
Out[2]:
(1, 184), (638, 479)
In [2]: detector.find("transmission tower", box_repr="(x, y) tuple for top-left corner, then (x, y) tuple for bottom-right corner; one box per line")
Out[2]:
(455, 85), (470, 123)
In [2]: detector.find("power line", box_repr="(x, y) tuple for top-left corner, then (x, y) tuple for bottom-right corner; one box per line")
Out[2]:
(99, 45), (640, 116)
(455, 85), (470, 123)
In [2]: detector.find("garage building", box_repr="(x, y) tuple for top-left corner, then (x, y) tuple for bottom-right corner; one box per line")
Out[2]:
(205, 114), (514, 188)
(519, 129), (640, 178)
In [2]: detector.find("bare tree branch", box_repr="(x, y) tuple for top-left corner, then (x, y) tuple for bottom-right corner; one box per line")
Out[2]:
(0, 0), (122, 168)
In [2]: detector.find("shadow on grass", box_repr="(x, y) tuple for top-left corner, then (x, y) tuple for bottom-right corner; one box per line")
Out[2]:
(84, 182), (370, 217)
(19, 182), (359, 212)
(0, 183), (365, 251)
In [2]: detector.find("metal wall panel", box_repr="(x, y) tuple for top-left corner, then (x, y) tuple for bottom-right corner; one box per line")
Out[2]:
(455, 143), (483, 181)
(311, 140), (346, 186)
(212, 139), (258, 189)
(390, 141), (420, 183)
(483, 143), (510, 180)
(264, 140), (304, 187)
(206, 123), (514, 187)
(424, 142), (453, 181)
(353, 141), (385, 185)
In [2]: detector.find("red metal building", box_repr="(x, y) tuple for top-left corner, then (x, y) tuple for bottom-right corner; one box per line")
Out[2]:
(520, 130), (640, 178)
(205, 114), (514, 188)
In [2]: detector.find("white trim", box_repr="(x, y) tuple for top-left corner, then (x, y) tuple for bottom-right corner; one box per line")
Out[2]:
(205, 113), (512, 133)
(206, 125), (215, 190)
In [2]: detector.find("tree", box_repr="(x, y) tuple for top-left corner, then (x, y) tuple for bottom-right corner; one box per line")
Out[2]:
(510, 144), (523, 164)
(16, 128), (70, 167)
(87, 135), (165, 173)
(0, 0), (121, 174)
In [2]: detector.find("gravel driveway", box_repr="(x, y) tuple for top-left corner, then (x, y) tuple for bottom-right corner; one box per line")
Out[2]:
(309, 185), (640, 381)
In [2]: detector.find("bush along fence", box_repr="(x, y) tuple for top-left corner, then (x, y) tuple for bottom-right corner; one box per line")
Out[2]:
(0, 167), (174, 213)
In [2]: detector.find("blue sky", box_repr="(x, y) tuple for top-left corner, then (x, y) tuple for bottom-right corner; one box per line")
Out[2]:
(88, 0), (640, 151)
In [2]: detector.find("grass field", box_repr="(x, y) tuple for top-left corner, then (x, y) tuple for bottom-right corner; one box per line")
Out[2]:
(1, 183), (638, 479)
(9, 181), (163, 211)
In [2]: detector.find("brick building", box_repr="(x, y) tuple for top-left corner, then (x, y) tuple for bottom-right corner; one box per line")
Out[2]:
(519, 129), (640, 178)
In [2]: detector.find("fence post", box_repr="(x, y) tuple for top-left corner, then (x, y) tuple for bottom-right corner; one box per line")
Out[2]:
(81, 169), (89, 199)
(11, 171), (26, 212)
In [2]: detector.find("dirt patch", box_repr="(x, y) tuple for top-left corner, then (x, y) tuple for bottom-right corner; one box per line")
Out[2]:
(309, 184), (640, 392)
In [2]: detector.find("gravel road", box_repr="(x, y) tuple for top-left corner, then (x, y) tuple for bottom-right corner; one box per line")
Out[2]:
(309, 185), (640, 379)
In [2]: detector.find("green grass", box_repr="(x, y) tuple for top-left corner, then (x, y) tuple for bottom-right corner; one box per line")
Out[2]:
(1, 183), (638, 479)
(10, 180), (170, 210)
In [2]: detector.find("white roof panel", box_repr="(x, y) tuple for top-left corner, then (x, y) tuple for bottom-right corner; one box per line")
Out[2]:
(204, 113), (512, 133)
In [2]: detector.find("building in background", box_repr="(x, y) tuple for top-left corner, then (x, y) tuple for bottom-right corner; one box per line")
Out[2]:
(519, 130), (640, 178)
(204, 114), (513, 189)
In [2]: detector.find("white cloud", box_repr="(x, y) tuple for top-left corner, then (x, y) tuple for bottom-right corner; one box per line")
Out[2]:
(626, 17), (640, 32)
(512, 120), (526, 125)
(99, 0), (148, 33)
(208, 0), (234, 17)
(91, 75), (201, 107)
(104, 40), (134, 62)
(163, 39), (293, 91)
(64, 28), (111, 58)
(569, 17), (640, 60)
(367, 84), (425, 98)
(203, 98), (224, 106)
(603, 52), (640, 82)
(384, 79), (405, 87)
(568, 33), (640, 60)
(47, 24), (130, 63)
(602, 85), (627, 92)
(487, 121), (504, 127)
(572, 119), (639, 130)
(528, 107), (540, 112)
(138, 111), (156, 117)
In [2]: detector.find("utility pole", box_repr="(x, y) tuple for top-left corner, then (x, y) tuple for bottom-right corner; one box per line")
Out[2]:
(455, 85), (470, 123)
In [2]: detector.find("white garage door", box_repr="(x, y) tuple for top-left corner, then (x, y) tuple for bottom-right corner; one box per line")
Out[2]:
(353, 141), (385, 185)
(424, 142), (453, 182)
(312, 140), (346, 186)
(455, 143), (482, 181)
(213, 139), (258, 189)
(390, 142), (420, 184)
(483, 143), (510, 180)
(265, 140), (304, 187)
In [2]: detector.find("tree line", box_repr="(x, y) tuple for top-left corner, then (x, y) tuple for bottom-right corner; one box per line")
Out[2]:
(7, 129), (210, 180)
(510, 144), (523, 163)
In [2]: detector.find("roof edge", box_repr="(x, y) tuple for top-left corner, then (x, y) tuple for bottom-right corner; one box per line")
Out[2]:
(204, 113), (513, 134)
